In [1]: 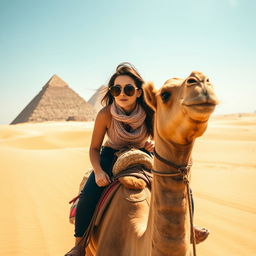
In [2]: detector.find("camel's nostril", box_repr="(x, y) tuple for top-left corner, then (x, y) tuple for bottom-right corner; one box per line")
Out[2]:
(203, 90), (209, 98)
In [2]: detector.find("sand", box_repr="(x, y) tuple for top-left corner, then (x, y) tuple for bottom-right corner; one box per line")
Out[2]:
(0, 115), (255, 256)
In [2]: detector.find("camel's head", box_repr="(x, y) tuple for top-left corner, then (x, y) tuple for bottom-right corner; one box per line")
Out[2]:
(143, 71), (219, 144)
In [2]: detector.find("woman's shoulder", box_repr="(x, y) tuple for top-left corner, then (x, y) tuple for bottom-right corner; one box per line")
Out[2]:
(96, 106), (112, 127)
(97, 105), (111, 117)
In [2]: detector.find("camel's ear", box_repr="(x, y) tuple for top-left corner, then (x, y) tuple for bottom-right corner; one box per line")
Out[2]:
(143, 82), (157, 111)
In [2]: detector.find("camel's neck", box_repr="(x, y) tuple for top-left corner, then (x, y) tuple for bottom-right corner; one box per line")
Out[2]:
(149, 131), (194, 256)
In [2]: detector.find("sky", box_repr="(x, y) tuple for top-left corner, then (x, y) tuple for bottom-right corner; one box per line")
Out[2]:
(0, 0), (255, 124)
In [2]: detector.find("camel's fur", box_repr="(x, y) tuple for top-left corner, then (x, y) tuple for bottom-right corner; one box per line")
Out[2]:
(86, 71), (218, 256)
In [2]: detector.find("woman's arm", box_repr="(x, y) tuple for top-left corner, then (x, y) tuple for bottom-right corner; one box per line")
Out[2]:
(89, 107), (111, 186)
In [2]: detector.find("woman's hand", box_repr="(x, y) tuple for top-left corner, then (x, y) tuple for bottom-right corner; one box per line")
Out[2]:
(95, 169), (111, 187)
(144, 140), (155, 152)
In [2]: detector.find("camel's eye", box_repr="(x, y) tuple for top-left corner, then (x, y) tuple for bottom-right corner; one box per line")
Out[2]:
(206, 78), (210, 82)
(161, 91), (171, 103)
(187, 78), (197, 84)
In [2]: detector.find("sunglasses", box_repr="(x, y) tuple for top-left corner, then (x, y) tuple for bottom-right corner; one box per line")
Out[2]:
(109, 84), (139, 97)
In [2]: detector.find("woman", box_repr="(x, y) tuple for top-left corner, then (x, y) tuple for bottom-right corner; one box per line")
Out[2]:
(74, 62), (154, 247)
(66, 63), (208, 255)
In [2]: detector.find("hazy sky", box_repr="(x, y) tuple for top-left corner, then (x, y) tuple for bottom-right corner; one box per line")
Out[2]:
(1, 0), (255, 124)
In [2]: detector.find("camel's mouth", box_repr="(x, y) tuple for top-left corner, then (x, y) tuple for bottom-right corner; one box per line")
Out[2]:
(183, 102), (216, 113)
(182, 94), (219, 107)
(186, 103), (216, 107)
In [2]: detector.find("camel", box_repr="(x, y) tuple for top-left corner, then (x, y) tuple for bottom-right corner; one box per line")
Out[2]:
(86, 71), (218, 256)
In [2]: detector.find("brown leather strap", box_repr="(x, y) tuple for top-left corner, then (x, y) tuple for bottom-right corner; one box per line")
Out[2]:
(154, 148), (192, 170)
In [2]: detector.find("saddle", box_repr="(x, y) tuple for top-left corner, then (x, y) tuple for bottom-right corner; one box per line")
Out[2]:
(69, 148), (153, 224)
(93, 148), (153, 227)
(95, 168), (152, 226)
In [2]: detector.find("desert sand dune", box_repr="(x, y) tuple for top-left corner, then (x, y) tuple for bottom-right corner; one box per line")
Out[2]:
(0, 115), (255, 255)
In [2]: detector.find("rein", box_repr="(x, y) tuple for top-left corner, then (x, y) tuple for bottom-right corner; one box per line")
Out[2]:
(152, 148), (197, 256)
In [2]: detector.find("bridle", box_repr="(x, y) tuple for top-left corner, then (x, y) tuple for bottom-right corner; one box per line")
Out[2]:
(151, 148), (197, 256)
(152, 148), (192, 181)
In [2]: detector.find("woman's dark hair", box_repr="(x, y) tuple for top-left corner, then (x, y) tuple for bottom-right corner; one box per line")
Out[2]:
(101, 62), (154, 137)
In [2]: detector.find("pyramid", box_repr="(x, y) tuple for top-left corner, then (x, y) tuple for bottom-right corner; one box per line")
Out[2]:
(11, 75), (96, 124)
(88, 85), (107, 113)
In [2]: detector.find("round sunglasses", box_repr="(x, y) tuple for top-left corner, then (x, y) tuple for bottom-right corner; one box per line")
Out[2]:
(109, 84), (139, 97)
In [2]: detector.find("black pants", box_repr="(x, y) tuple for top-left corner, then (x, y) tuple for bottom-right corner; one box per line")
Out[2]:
(75, 146), (118, 237)
(74, 146), (194, 237)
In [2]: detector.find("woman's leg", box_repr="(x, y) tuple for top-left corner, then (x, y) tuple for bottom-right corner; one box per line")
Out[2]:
(74, 172), (105, 237)
(74, 146), (117, 238)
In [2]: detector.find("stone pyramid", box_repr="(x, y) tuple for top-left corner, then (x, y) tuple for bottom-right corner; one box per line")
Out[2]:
(88, 85), (107, 113)
(11, 75), (96, 124)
